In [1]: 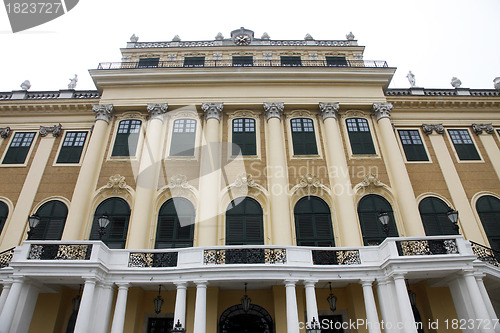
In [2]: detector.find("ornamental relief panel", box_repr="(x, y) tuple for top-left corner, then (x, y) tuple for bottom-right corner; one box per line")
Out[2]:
(284, 109), (317, 120)
(166, 109), (199, 120)
(115, 111), (147, 122)
(340, 110), (370, 119)
(228, 110), (260, 120)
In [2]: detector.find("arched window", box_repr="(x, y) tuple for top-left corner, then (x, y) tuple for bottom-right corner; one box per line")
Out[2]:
(419, 197), (458, 236)
(30, 200), (68, 240)
(0, 201), (9, 236)
(476, 195), (500, 253)
(155, 198), (195, 248)
(226, 197), (264, 245)
(358, 194), (398, 245)
(294, 196), (334, 247)
(90, 198), (130, 249)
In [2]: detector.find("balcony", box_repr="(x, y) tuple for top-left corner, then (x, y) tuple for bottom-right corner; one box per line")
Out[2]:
(96, 59), (389, 70)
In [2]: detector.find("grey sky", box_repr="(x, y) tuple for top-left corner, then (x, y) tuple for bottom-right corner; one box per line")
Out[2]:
(1, 0), (499, 92)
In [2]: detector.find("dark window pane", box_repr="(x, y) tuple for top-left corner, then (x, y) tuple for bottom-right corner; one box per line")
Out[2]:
(138, 58), (159, 68)
(281, 56), (302, 67)
(294, 196), (334, 247)
(290, 118), (318, 155)
(111, 120), (141, 157)
(398, 130), (429, 161)
(358, 195), (398, 245)
(170, 119), (196, 156)
(326, 56), (348, 67)
(0, 201), (8, 236)
(57, 131), (88, 163)
(346, 118), (376, 155)
(226, 197), (264, 245)
(419, 197), (458, 236)
(477, 196), (500, 253)
(232, 118), (256, 155)
(2, 132), (35, 164)
(155, 198), (194, 248)
(30, 200), (68, 240)
(183, 57), (205, 67)
(232, 56), (253, 67)
(448, 129), (480, 160)
(90, 198), (130, 249)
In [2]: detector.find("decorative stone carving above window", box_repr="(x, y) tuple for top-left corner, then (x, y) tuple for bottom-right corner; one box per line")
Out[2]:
(228, 173), (265, 198)
(472, 123), (494, 135)
(319, 102), (340, 120)
(263, 52), (272, 60)
(39, 123), (62, 137)
(105, 174), (127, 194)
(0, 126), (11, 138)
(290, 174), (330, 197)
(359, 172), (383, 188)
(422, 124), (445, 135)
(264, 102), (284, 120)
(166, 174), (196, 197)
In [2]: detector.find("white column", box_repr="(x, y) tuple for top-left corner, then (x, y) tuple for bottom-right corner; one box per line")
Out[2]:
(0, 283), (12, 315)
(319, 103), (361, 246)
(110, 283), (130, 333)
(375, 279), (399, 333)
(74, 278), (97, 333)
(285, 280), (300, 333)
(373, 103), (425, 236)
(361, 280), (382, 333)
(63, 105), (114, 240)
(128, 104), (167, 249)
(304, 280), (319, 327)
(93, 282), (115, 333)
(449, 278), (478, 333)
(10, 283), (39, 333)
(173, 282), (188, 329)
(463, 270), (491, 333)
(197, 103), (222, 246)
(0, 277), (23, 333)
(475, 274), (500, 332)
(265, 103), (293, 245)
(193, 281), (207, 333)
(393, 274), (417, 333)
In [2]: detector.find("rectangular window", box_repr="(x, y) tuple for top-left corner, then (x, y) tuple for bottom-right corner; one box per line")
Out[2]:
(56, 131), (88, 164)
(170, 119), (196, 156)
(138, 57), (160, 68)
(326, 56), (348, 67)
(232, 56), (253, 67)
(232, 118), (256, 155)
(291, 118), (318, 155)
(448, 129), (481, 160)
(398, 130), (429, 161)
(346, 118), (376, 155)
(111, 120), (141, 157)
(281, 56), (302, 67)
(2, 132), (35, 164)
(183, 57), (205, 67)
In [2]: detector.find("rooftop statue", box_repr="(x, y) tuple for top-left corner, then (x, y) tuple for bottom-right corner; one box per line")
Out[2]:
(130, 34), (139, 42)
(68, 74), (78, 89)
(494, 77), (500, 90)
(346, 32), (355, 40)
(20, 80), (31, 90)
(451, 77), (462, 88)
(407, 71), (416, 87)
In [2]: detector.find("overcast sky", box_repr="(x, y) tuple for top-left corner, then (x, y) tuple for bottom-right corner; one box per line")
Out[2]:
(1, 0), (499, 92)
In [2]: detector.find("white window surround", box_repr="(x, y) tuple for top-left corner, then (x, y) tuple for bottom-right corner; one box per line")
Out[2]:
(445, 127), (484, 163)
(0, 130), (39, 168)
(340, 111), (381, 160)
(106, 113), (147, 162)
(395, 127), (432, 164)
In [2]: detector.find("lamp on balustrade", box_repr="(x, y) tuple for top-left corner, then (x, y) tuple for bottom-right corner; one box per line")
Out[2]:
(306, 317), (321, 333)
(171, 319), (186, 333)
(97, 213), (111, 240)
(241, 282), (252, 312)
(447, 208), (459, 233)
(27, 214), (41, 240)
(327, 282), (337, 313)
(154, 285), (164, 314)
(378, 211), (390, 236)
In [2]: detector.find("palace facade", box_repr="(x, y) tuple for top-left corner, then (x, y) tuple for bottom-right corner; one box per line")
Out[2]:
(0, 28), (499, 333)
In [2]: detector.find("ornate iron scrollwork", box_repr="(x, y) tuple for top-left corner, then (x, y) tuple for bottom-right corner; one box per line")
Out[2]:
(128, 252), (178, 268)
(397, 239), (459, 256)
(204, 248), (287, 265)
(0, 248), (14, 268)
(312, 250), (361, 265)
(27, 244), (92, 260)
(470, 241), (500, 267)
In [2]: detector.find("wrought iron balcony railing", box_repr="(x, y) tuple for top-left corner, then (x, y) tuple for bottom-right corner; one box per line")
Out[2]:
(470, 241), (500, 267)
(96, 59), (388, 70)
(0, 247), (15, 268)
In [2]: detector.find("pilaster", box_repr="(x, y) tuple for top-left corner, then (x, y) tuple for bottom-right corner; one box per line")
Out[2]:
(472, 123), (500, 182)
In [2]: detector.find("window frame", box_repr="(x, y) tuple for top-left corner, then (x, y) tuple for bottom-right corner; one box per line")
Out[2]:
(446, 128), (483, 163)
(53, 130), (90, 166)
(89, 197), (131, 249)
(475, 194), (500, 254)
(228, 111), (261, 160)
(165, 112), (201, 160)
(325, 56), (348, 67)
(418, 196), (458, 236)
(357, 194), (399, 246)
(293, 196), (335, 247)
(290, 118), (319, 156)
(231, 118), (257, 156)
(0, 200), (9, 238)
(285, 112), (323, 160)
(137, 57), (160, 68)
(396, 128), (431, 163)
(232, 56), (254, 67)
(0, 131), (38, 167)
(155, 198), (195, 249)
(183, 56), (205, 68)
(29, 200), (68, 240)
(342, 115), (380, 159)
(280, 56), (302, 67)
(107, 114), (146, 161)
(225, 197), (265, 246)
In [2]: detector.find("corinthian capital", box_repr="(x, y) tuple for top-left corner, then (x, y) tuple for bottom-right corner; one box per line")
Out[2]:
(0, 127), (11, 138)
(147, 103), (168, 121)
(472, 123), (494, 135)
(93, 104), (114, 123)
(319, 102), (339, 120)
(264, 102), (284, 120)
(39, 123), (62, 137)
(372, 103), (393, 121)
(202, 102), (223, 121)
(422, 124), (445, 135)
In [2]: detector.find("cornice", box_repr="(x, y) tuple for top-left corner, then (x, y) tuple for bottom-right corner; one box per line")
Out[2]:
(0, 101), (96, 115)
(387, 96), (500, 110)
